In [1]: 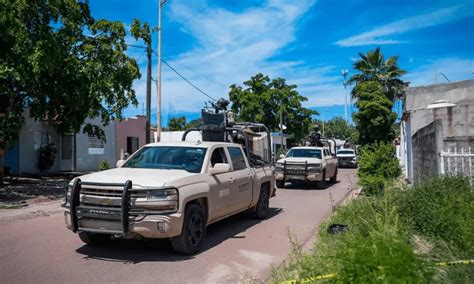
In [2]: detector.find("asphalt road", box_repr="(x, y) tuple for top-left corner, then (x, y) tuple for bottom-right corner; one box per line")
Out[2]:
(0, 169), (357, 284)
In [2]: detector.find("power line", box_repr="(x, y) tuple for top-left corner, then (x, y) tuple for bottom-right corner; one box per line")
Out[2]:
(152, 50), (216, 101)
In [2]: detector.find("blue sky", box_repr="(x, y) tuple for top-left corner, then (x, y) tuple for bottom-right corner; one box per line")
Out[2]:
(89, 0), (474, 125)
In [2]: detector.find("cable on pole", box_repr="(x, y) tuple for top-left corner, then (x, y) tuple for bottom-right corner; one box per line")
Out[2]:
(152, 50), (216, 102)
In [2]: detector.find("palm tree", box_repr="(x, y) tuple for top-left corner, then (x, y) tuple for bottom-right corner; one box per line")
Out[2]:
(348, 47), (408, 102)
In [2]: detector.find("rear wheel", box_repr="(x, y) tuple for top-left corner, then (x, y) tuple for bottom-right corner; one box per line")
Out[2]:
(330, 167), (338, 183)
(78, 232), (111, 246)
(253, 186), (270, 219)
(171, 203), (206, 255)
(276, 180), (285, 188)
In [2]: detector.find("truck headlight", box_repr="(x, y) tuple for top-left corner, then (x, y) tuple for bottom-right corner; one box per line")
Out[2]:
(134, 188), (179, 213)
(308, 164), (322, 172)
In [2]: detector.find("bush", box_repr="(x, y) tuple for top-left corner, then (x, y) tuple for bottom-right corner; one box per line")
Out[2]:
(98, 160), (110, 171)
(37, 143), (57, 172)
(358, 142), (401, 179)
(398, 176), (474, 256)
(359, 175), (387, 196)
(357, 142), (401, 195)
(272, 190), (433, 283)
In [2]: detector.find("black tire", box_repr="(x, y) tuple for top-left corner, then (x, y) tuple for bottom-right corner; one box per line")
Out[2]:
(318, 170), (326, 189)
(276, 180), (285, 188)
(78, 231), (111, 246)
(170, 203), (206, 255)
(330, 168), (338, 183)
(253, 186), (270, 219)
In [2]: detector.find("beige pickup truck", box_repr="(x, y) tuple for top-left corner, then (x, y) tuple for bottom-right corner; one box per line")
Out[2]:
(275, 146), (338, 189)
(63, 141), (275, 254)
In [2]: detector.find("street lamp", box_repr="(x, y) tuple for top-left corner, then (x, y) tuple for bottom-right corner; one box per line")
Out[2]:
(156, 0), (168, 142)
(341, 69), (349, 124)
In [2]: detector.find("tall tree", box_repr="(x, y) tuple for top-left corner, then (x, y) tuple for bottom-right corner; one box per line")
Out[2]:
(314, 116), (358, 142)
(229, 73), (316, 143)
(0, 0), (140, 183)
(353, 81), (397, 145)
(185, 118), (201, 129)
(348, 47), (408, 102)
(168, 116), (186, 131)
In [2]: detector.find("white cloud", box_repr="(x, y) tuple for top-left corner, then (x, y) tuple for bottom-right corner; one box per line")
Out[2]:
(404, 58), (474, 86)
(335, 4), (473, 47)
(129, 0), (346, 116)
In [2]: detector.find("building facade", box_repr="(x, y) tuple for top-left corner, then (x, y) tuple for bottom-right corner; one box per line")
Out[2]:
(400, 79), (474, 183)
(4, 115), (147, 175)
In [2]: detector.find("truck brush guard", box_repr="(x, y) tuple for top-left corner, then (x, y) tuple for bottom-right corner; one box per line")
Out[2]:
(281, 160), (309, 182)
(69, 178), (132, 236)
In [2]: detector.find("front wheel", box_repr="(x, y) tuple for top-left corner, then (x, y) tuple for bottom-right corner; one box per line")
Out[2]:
(170, 203), (206, 255)
(317, 170), (326, 189)
(78, 231), (111, 246)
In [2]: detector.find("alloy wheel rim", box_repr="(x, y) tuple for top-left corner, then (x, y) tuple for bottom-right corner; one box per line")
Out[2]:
(188, 213), (203, 246)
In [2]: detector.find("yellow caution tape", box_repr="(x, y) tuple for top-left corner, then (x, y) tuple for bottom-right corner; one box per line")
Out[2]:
(279, 259), (474, 283)
(434, 259), (474, 267)
(279, 273), (336, 284)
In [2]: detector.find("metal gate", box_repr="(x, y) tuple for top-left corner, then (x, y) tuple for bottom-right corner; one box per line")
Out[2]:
(439, 147), (474, 185)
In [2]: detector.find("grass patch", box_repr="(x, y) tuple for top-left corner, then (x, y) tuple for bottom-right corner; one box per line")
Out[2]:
(0, 204), (22, 209)
(271, 176), (474, 283)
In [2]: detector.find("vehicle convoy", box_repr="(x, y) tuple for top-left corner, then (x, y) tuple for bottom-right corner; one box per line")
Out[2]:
(336, 148), (357, 168)
(63, 99), (275, 254)
(274, 131), (338, 189)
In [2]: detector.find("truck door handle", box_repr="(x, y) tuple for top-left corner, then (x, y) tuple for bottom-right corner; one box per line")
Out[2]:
(229, 177), (235, 183)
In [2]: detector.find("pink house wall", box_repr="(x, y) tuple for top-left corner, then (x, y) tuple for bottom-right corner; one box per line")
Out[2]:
(115, 116), (147, 160)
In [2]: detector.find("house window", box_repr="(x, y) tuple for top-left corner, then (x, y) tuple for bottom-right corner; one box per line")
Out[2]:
(88, 136), (104, 155)
(127, 137), (139, 154)
(34, 131), (50, 150)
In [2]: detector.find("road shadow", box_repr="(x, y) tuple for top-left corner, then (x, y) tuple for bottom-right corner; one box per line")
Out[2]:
(279, 180), (340, 191)
(75, 207), (282, 263)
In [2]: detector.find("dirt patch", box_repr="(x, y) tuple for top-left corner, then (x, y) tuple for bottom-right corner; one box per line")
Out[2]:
(0, 174), (77, 207)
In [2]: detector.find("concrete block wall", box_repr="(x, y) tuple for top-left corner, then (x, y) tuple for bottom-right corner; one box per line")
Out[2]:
(412, 121), (440, 184)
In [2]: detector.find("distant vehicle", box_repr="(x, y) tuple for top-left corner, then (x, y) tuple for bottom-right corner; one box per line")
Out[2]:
(275, 146), (338, 189)
(336, 148), (357, 168)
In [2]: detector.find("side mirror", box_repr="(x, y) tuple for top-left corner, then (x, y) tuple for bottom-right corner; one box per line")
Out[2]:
(116, 160), (125, 168)
(209, 163), (231, 175)
(279, 154), (285, 159)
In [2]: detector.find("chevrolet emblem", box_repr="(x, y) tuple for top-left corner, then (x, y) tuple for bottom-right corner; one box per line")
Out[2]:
(100, 198), (114, 206)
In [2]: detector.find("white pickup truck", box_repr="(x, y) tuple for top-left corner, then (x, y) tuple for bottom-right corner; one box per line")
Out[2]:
(336, 148), (357, 168)
(63, 141), (275, 254)
(275, 146), (338, 189)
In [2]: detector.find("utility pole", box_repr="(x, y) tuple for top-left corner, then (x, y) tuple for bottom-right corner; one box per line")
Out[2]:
(145, 43), (151, 143)
(322, 112), (325, 137)
(342, 69), (349, 124)
(280, 103), (284, 150)
(156, 0), (167, 142)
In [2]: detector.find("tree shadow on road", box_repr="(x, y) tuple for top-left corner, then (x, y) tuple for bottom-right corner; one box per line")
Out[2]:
(280, 180), (340, 191)
(75, 207), (282, 264)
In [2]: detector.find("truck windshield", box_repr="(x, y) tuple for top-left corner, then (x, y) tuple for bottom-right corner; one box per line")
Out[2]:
(123, 146), (207, 173)
(286, 149), (321, 159)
